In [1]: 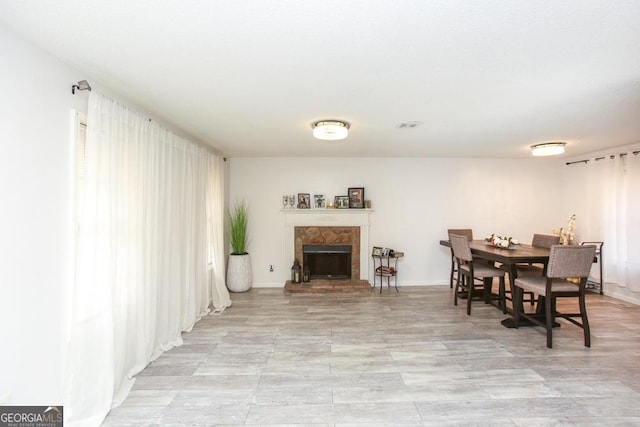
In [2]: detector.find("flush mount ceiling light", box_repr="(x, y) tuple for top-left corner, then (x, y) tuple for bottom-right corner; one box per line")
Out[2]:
(531, 142), (567, 157)
(311, 120), (350, 140)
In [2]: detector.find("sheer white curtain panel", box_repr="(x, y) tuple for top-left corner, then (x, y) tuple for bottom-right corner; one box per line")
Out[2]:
(208, 154), (231, 311)
(65, 92), (231, 426)
(623, 153), (640, 292)
(582, 151), (640, 292)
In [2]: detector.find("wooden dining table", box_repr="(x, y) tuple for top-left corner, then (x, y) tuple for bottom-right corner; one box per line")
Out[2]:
(440, 239), (551, 327)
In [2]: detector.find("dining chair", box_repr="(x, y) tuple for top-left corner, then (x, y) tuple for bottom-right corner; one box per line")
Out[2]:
(510, 233), (561, 308)
(513, 244), (597, 348)
(450, 233), (506, 315)
(447, 229), (473, 289)
(516, 234), (561, 277)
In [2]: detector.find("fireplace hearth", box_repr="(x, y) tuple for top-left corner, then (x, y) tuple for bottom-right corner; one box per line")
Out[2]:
(283, 278), (372, 294)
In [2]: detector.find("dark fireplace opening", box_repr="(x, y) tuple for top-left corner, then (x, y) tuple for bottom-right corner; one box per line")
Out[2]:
(303, 244), (352, 280)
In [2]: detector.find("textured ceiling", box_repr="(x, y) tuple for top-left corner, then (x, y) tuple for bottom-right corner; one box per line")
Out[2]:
(1, 0), (639, 158)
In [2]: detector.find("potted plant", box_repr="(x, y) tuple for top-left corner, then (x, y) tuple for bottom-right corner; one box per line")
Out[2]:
(226, 200), (252, 292)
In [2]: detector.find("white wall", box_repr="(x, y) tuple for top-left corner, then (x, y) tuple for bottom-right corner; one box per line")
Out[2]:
(229, 156), (567, 287)
(0, 25), (87, 404)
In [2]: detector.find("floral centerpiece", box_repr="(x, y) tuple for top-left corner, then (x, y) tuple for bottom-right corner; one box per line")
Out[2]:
(485, 234), (519, 248)
(553, 214), (576, 245)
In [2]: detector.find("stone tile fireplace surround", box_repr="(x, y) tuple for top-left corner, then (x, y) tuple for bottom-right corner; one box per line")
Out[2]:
(296, 226), (359, 279)
(283, 209), (372, 282)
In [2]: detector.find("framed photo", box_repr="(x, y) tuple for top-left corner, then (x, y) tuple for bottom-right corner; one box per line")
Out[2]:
(297, 193), (310, 209)
(335, 195), (350, 209)
(348, 187), (365, 208)
(372, 246), (383, 257)
(314, 194), (325, 209)
(382, 247), (391, 256)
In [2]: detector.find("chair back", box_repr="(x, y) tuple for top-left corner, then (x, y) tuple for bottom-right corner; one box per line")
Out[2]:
(547, 245), (596, 279)
(448, 229), (473, 241)
(450, 234), (473, 262)
(531, 234), (560, 248)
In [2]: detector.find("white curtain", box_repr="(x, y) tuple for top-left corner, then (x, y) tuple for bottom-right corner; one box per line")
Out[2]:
(582, 151), (640, 292)
(65, 92), (231, 426)
(207, 155), (230, 310)
(625, 153), (640, 292)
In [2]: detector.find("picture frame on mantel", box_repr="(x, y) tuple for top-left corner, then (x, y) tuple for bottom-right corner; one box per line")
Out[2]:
(297, 193), (310, 209)
(348, 187), (365, 208)
(335, 196), (350, 209)
(314, 194), (325, 209)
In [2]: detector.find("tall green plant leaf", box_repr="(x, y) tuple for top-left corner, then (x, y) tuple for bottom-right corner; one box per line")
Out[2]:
(229, 200), (249, 255)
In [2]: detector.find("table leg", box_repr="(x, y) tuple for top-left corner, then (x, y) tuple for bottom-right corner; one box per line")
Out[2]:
(501, 263), (523, 327)
(483, 277), (492, 304)
(501, 264), (560, 328)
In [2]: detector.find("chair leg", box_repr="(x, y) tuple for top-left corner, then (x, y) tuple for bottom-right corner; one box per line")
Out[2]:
(580, 292), (591, 347)
(545, 295), (553, 348)
(467, 275), (473, 315)
(454, 270), (460, 306)
(513, 286), (521, 328)
(450, 257), (455, 289)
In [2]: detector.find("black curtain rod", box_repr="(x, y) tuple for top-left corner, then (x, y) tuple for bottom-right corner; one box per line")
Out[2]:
(565, 150), (639, 166)
(566, 159), (589, 165)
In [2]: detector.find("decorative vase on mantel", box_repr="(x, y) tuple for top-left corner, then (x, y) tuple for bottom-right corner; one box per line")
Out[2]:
(227, 254), (252, 292)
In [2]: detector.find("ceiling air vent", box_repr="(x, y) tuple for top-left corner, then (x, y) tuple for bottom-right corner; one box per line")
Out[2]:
(396, 121), (423, 129)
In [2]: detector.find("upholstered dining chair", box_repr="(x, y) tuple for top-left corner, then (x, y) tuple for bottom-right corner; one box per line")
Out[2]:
(447, 229), (473, 289)
(513, 244), (597, 348)
(450, 234), (506, 315)
(516, 234), (561, 277)
(505, 233), (561, 308)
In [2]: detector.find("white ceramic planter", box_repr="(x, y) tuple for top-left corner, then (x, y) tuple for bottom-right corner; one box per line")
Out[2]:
(227, 254), (252, 292)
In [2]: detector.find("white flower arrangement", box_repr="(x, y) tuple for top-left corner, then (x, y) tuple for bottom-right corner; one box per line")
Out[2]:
(553, 214), (576, 245)
(485, 233), (519, 248)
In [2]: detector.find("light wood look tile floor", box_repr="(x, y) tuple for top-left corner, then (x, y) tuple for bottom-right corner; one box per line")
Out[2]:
(102, 286), (640, 426)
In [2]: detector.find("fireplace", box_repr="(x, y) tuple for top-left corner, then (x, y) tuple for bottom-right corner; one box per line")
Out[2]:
(283, 209), (372, 283)
(295, 226), (360, 280)
(303, 244), (352, 280)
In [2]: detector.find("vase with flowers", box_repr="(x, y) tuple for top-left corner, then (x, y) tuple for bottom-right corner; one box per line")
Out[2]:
(485, 234), (519, 249)
(553, 214), (577, 245)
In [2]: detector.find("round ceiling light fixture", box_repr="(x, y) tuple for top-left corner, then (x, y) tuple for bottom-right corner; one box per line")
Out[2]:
(311, 120), (350, 140)
(531, 142), (567, 157)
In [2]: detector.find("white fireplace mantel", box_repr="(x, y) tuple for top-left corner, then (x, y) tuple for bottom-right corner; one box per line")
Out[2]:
(282, 209), (373, 281)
